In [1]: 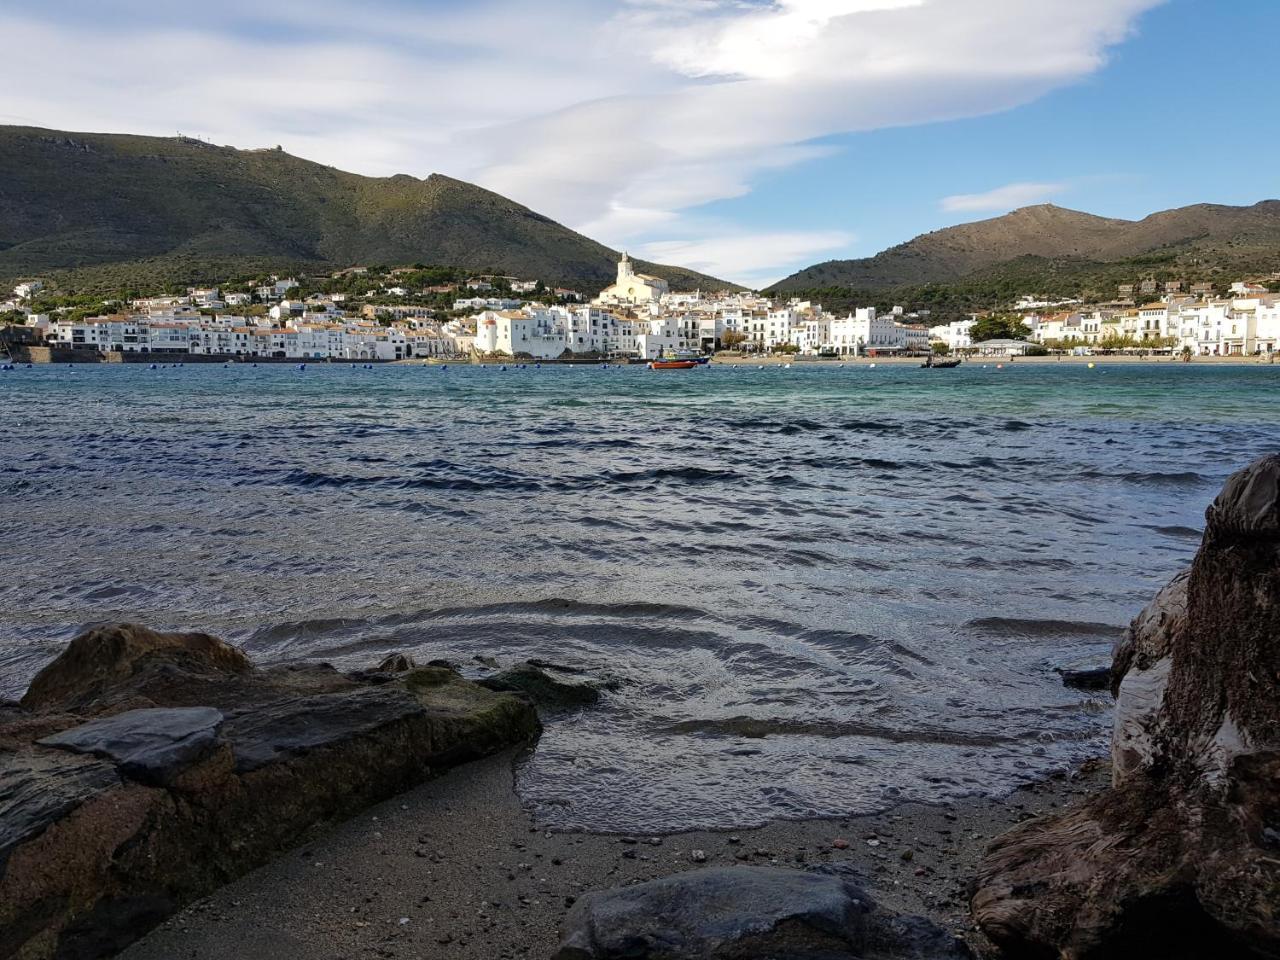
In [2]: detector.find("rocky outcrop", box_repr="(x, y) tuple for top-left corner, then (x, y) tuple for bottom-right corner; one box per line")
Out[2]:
(479, 661), (602, 713)
(0, 624), (540, 960)
(555, 866), (969, 960)
(972, 455), (1280, 959)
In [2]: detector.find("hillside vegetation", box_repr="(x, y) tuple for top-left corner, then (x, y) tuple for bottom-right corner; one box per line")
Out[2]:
(0, 126), (729, 292)
(770, 201), (1280, 314)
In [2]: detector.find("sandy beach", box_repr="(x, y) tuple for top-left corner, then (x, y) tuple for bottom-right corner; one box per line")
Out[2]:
(121, 749), (1107, 960)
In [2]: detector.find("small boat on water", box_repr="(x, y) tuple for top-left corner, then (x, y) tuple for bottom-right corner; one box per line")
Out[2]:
(649, 359), (699, 370)
(921, 357), (962, 369)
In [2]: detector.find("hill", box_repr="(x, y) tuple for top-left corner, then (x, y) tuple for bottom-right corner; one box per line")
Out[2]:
(771, 201), (1280, 293)
(0, 126), (730, 292)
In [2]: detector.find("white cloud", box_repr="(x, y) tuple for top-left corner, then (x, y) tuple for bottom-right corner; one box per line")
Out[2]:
(640, 229), (856, 289)
(0, 0), (1165, 281)
(941, 182), (1069, 213)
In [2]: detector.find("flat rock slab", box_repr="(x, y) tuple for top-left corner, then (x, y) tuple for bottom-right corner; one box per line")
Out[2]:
(222, 686), (426, 773)
(555, 866), (869, 959)
(0, 750), (120, 870)
(38, 706), (224, 786)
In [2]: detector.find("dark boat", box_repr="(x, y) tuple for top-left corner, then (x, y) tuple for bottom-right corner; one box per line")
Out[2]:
(922, 358), (962, 369)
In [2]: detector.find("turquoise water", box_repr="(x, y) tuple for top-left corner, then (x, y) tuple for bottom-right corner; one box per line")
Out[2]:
(2, 361), (1276, 830)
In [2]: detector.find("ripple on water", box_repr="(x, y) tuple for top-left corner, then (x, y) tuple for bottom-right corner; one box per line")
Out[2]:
(2, 363), (1277, 829)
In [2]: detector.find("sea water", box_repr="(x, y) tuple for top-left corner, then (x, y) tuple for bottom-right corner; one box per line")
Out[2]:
(2, 361), (1276, 831)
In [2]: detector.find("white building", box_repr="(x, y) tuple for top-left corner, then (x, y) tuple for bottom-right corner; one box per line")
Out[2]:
(13, 281), (43, 301)
(928, 318), (975, 352)
(596, 254), (668, 305)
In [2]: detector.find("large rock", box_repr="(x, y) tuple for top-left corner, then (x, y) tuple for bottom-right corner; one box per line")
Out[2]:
(972, 455), (1280, 959)
(37, 706), (224, 786)
(20, 624), (251, 713)
(479, 661), (601, 712)
(555, 866), (968, 960)
(1, 628), (541, 960)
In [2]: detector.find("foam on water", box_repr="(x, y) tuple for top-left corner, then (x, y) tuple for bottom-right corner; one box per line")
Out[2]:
(1, 362), (1276, 831)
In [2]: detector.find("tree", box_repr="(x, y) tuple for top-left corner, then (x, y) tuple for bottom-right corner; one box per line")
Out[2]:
(721, 330), (748, 350)
(931, 342), (950, 355)
(969, 313), (1029, 342)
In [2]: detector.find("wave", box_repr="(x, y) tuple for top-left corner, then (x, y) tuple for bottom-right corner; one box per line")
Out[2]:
(659, 716), (1015, 748)
(966, 617), (1123, 639)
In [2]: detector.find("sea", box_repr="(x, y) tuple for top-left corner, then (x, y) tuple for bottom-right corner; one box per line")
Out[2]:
(2, 361), (1276, 832)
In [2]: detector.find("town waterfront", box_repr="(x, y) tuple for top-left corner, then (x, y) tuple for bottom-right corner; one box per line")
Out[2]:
(2, 362), (1277, 832)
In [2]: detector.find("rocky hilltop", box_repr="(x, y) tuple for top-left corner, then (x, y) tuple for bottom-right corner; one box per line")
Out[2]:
(0, 126), (729, 291)
(771, 201), (1280, 291)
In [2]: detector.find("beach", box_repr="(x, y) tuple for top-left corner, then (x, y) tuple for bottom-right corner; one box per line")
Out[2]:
(120, 748), (1107, 960)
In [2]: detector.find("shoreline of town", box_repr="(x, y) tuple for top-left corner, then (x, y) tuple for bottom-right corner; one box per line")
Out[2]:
(5, 255), (1278, 366)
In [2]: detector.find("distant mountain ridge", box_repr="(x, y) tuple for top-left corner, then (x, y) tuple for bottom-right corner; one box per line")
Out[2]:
(771, 201), (1280, 291)
(0, 126), (730, 291)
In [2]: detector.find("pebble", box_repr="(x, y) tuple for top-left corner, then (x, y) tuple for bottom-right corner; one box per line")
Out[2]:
(832, 839), (849, 850)
(690, 850), (707, 863)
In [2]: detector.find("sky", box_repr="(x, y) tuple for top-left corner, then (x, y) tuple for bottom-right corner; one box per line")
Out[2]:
(2, 0), (1277, 287)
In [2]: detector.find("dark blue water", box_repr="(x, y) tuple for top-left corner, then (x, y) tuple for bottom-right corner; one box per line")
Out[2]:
(2, 361), (1276, 831)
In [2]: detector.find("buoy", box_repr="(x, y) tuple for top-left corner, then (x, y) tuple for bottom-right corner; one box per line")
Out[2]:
(297, 363), (307, 371)
(148, 363), (157, 370)
(1088, 362), (1096, 369)
(535, 362), (541, 369)
(500, 365), (507, 371)
(869, 363), (876, 369)
(784, 363), (792, 369)
(997, 363), (1004, 370)
(440, 364), (447, 371)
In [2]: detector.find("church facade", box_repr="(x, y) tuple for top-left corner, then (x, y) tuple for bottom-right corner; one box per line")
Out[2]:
(595, 254), (669, 305)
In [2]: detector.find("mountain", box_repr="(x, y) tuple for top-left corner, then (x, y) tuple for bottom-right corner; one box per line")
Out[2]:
(0, 126), (730, 291)
(771, 201), (1280, 292)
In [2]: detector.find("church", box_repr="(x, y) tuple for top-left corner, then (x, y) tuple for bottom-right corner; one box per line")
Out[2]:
(595, 253), (669, 305)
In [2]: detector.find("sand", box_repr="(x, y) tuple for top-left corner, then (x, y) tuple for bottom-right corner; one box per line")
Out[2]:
(121, 749), (1108, 960)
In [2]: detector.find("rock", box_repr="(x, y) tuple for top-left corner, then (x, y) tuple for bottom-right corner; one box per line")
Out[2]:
(1056, 667), (1111, 691)
(37, 706), (224, 786)
(0, 750), (119, 871)
(376, 652), (418, 673)
(222, 688), (424, 773)
(554, 867), (867, 959)
(20, 623), (250, 713)
(478, 662), (601, 712)
(0, 625), (540, 960)
(973, 455), (1280, 960)
(555, 867), (967, 960)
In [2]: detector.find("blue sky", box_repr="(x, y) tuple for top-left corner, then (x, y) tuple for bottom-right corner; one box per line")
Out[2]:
(2, 0), (1276, 286)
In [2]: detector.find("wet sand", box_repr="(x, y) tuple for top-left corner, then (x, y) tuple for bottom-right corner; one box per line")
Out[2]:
(122, 749), (1108, 960)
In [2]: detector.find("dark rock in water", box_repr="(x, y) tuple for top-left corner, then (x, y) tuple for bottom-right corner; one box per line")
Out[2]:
(973, 454), (1280, 960)
(0, 750), (119, 870)
(376, 652), (417, 673)
(554, 866), (968, 960)
(20, 623), (251, 713)
(1, 624), (541, 960)
(37, 706), (224, 786)
(1056, 667), (1111, 691)
(479, 662), (601, 712)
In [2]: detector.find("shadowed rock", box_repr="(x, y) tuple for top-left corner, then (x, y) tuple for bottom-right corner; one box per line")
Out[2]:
(479, 661), (601, 712)
(555, 866), (968, 959)
(1, 624), (541, 960)
(20, 624), (251, 713)
(972, 455), (1280, 959)
(37, 706), (224, 786)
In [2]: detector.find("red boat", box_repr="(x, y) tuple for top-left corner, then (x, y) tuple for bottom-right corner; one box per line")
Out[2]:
(649, 360), (699, 370)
